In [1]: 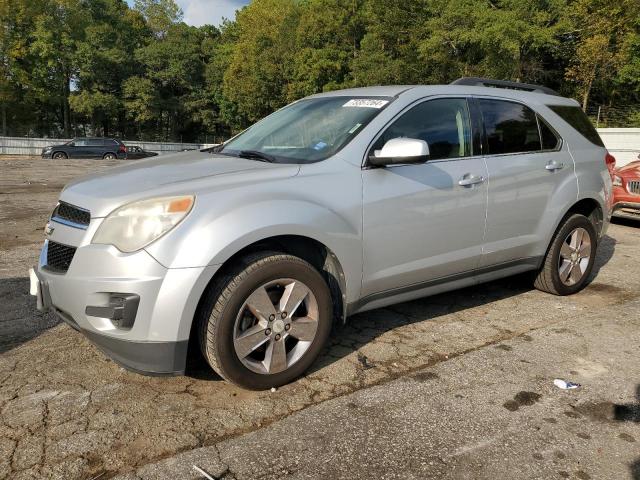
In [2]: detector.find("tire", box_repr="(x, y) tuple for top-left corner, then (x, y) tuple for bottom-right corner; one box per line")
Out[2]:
(103, 153), (116, 160)
(534, 214), (597, 295)
(197, 252), (333, 390)
(52, 152), (67, 159)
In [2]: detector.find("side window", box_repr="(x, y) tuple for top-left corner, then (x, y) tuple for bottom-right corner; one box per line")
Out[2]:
(479, 99), (541, 155)
(74, 139), (87, 147)
(548, 105), (604, 147)
(539, 117), (560, 150)
(87, 139), (103, 147)
(371, 98), (473, 161)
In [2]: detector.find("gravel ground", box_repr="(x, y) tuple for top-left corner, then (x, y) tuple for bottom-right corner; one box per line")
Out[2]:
(1, 158), (639, 479)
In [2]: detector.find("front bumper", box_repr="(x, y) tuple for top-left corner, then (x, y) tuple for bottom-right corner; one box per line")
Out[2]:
(31, 267), (188, 374)
(30, 228), (216, 375)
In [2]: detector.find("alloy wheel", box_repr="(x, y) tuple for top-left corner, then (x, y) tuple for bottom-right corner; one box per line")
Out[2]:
(233, 278), (319, 375)
(558, 227), (592, 286)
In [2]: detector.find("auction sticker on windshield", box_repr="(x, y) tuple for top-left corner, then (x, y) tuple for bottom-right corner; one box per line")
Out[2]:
(343, 99), (389, 108)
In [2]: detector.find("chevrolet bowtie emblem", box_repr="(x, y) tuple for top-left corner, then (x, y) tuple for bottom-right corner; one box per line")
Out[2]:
(44, 223), (54, 236)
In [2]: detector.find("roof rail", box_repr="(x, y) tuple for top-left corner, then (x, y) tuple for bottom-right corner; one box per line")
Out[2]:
(450, 77), (560, 96)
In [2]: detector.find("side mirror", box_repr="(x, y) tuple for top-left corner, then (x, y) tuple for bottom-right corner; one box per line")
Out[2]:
(368, 138), (430, 167)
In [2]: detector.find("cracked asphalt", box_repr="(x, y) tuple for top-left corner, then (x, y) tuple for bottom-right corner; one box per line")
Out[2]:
(1, 158), (640, 479)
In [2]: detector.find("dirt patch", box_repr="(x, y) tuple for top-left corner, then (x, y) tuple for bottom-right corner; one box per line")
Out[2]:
(503, 391), (542, 412)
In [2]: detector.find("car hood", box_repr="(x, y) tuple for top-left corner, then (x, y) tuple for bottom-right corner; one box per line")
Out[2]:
(617, 161), (640, 178)
(59, 151), (300, 217)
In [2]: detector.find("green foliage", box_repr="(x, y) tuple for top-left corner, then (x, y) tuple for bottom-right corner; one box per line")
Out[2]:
(133, 0), (183, 37)
(0, 0), (638, 140)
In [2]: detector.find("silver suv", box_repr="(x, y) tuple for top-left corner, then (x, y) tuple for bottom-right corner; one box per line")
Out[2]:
(31, 78), (613, 389)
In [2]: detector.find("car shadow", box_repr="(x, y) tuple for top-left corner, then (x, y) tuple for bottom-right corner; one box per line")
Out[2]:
(611, 216), (640, 228)
(589, 234), (616, 280)
(0, 277), (59, 354)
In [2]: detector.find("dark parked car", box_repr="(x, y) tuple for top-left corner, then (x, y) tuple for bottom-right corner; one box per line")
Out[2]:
(126, 145), (158, 159)
(41, 138), (127, 160)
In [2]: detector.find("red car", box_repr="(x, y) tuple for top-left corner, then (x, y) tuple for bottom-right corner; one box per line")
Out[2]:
(612, 154), (640, 219)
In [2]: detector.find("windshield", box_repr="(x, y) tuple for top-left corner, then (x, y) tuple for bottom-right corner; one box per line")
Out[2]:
(220, 97), (393, 163)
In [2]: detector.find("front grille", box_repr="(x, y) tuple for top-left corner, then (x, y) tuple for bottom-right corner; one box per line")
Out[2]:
(46, 241), (76, 273)
(53, 202), (91, 227)
(628, 180), (640, 195)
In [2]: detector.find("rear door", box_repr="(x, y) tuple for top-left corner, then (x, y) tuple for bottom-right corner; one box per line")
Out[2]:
(70, 139), (89, 158)
(475, 97), (574, 267)
(361, 97), (488, 297)
(87, 139), (104, 158)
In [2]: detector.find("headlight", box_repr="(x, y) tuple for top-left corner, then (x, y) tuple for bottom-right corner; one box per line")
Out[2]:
(92, 196), (194, 252)
(613, 175), (623, 187)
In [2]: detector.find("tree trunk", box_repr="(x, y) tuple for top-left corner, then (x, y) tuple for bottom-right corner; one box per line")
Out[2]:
(62, 74), (71, 137)
(582, 74), (594, 111)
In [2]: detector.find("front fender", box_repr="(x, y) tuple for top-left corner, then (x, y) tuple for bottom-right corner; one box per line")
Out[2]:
(145, 199), (363, 302)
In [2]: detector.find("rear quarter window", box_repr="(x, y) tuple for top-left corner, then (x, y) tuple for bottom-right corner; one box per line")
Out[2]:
(548, 105), (604, 147)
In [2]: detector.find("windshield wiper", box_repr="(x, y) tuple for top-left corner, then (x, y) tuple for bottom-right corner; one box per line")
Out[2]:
(238, 150), (276, 163)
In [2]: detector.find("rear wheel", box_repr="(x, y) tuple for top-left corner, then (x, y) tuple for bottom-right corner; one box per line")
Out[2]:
(197, 252), (333, 389)
(103, 152), (116, 160)
(534, 214), (597, 295)
(52, 152), (67, 159)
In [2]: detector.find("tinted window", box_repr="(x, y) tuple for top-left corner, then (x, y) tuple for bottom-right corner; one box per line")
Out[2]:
(106, 139), (118, 145)
(479, 99), (541, 154)
(539, 117), (560, 150)
(548, 105), (604, 147)
(74, 139), (88, 146)
(371, 98), (473, 160)
(87, 139), (103, 146)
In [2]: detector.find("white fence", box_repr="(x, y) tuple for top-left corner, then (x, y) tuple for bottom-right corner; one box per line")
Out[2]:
(0, 136), (215, 156)
(597, 128), (640, 167)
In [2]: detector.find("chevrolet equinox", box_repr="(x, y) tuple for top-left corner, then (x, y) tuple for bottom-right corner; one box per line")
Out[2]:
(31, 78), (613, 389)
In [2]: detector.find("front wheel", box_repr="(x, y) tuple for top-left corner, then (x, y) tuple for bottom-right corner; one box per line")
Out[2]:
(52, 152), (67, 159)
(534, 214), (597, 295)
(197, 252), (333, 389)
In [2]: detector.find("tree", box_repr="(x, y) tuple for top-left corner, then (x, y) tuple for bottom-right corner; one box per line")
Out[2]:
(133, 0), (183, 37)
(71, 0), (148, 136)
(126, 22), (206, 140)
(351, 0), (430, 85)
(29, 0), (87, 137)
(222, 0), (300, 125)
(564, 0), (639, 110)
(288, 0), (365, 97)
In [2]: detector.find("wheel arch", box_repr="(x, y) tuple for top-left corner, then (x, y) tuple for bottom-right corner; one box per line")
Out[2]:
(541, 196), (604, 266)
(564, 197), (604, 236)
(186, 234), (348, 364)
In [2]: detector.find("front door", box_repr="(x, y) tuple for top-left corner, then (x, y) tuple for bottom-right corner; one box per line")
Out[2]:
(361, 97), (488, 298)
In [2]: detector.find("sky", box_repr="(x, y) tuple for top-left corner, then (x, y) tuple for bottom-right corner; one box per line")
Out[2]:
(127, 0), (250, 27)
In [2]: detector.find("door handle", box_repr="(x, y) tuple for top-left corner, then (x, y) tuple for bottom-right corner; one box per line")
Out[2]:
(458, 174), (485, 187)
(545, 161), (565, 171)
